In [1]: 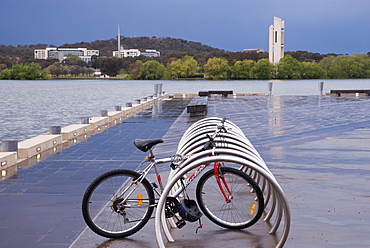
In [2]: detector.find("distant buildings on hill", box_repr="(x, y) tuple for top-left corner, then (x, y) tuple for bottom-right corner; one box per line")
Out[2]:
(35, 18), (283, 63)
(243, 49), (264, 53)
(114, 25), (160, 58)
(34, 46), (160, 62)
(34, 47), (99, 62)
(113, 48), (160, 58)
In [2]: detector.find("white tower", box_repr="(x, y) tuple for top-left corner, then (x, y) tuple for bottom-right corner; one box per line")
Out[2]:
(269, 16), (285, 64)
(118, 25), (121, 58)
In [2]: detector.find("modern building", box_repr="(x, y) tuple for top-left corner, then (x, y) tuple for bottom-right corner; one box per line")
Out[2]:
(114, 25), (160, 58)
(269, 16), (285, 64)
(34, 47), (99, 62)
(113, 48), (160, 58)
(243, 49), (264, 53)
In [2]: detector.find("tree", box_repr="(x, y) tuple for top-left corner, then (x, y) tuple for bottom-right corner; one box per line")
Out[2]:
(45, 62), (66, 77)
(204, 57), (231, 79)
(137, 60), (166, 80)
(127, 60), (143, 79)
(62, 54), (88, 67)
(328, 57), (365, 79)
(0, 62), (48, 80)
(250, 59), (273, 79)
(300, 62), (326, 79)
(0, 64), (7, 71)
(69, 65), (82, 76)
(167, 55), (199, 78)
(276, 55), (302, 79)
(100, 57), (120, 76)
(232, 60), (256, 79)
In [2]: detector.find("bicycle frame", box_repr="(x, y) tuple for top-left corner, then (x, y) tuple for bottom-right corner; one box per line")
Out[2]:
(119, 118), (233, 208)
(129, 152), (233, 205)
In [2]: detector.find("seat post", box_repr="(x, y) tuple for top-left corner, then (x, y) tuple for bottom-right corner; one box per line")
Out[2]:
(149, 149), (155, 161)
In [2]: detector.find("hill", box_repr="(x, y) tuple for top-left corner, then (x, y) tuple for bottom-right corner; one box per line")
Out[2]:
(0, 37), (223, 58)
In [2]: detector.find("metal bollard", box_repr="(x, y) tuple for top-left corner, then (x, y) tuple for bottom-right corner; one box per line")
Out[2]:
(267, 82), (273, 96)
(158, 83), (163, 97)
(153, 84), (159, 98)
(318, 82), (324, 95)
(126, 102), (132, 107)
(2, 140), (18, 152)
(79, 117), (89, 124)
(114, 106), (122, 111)
(99, 110), (108, 117)
(49, 126), (61, 134)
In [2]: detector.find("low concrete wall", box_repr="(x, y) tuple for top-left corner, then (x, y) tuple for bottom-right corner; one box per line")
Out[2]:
(0, 92), (170, 179)
(61, 124), (90, 141)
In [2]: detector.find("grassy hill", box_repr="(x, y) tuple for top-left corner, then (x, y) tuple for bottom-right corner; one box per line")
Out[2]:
(0, 37), (223, 58)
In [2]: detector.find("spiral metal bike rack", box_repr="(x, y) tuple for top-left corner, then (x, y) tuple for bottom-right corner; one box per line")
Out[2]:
(155, 117), (291, 248)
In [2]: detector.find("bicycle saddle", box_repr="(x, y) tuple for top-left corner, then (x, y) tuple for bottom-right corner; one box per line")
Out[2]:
(134, 138), (164, 152)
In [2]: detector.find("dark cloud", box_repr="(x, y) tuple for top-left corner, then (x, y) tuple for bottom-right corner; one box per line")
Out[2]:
(1, 0), (369, 54)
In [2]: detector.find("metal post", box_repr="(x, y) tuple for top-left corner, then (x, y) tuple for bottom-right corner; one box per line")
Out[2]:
(49, 126), (61, 134)
(158, 83), (163, 97)
(153, 84), (159, 98)
(318, 81), (324, 95)
(99, 110), (108, 117)
(268, 82), (273, 96)
(2, 140), (18, 152)
(79, 117), (89, 124)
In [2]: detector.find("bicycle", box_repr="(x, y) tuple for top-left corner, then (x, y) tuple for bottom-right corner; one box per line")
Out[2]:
(81, 118), (264, 239)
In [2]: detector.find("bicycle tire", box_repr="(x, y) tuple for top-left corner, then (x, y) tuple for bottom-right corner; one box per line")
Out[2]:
(196, 166), (264, 229)
(82, 169), (155, 238)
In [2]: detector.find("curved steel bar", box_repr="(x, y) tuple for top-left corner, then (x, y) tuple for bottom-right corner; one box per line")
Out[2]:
(178, 125), (248, 152)
(178, 118), (245, 149)
(155, 155), (291, 248)
(170, 149), (287, 236)
(178, 132), (261, 159)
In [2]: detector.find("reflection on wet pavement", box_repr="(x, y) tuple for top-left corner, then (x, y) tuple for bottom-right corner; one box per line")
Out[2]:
(1, 95), (370, 248)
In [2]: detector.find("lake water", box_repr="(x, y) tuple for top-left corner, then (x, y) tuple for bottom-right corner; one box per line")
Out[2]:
(1, 78), (370, 146)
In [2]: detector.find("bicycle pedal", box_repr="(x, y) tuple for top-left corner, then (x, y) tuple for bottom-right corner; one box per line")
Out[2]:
(176, 219), (186, 229)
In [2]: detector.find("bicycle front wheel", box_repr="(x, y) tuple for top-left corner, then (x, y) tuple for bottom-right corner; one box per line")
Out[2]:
(196, 167), (264, 229)
(82, 169), (155, 238)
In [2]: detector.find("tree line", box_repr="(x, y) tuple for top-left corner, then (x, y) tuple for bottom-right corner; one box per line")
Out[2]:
(1, 36), (370, 80)
(2, 52), (370, 80)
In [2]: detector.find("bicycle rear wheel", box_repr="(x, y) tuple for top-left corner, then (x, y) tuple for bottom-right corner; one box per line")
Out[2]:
(196, 167), (264, 229)
(82, 169), (155, 238)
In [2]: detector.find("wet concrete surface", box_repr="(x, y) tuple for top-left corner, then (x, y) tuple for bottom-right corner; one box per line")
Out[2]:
(1, 95), (370, 247)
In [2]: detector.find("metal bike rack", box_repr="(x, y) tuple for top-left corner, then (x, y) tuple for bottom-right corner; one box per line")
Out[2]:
(155, 117), (291, 248)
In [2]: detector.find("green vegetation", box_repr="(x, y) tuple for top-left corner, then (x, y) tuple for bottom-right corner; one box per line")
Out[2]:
(0, 62), (49, 80)
(1, 37), (370, 80)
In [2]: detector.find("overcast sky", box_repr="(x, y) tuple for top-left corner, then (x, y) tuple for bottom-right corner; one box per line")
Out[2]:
(1, 0), (369, 54)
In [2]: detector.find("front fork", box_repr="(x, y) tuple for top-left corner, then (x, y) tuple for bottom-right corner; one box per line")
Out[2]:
(213, 162), (232, 203)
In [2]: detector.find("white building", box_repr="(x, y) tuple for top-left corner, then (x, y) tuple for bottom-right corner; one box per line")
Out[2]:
(269, 16), (285, 64)
(243, 49), (264, 53)
(34, 47), (99, 62)
(113, 48), (160, 58)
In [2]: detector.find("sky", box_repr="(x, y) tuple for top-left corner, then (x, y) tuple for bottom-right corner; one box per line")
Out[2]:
(1, 0), (370, 55)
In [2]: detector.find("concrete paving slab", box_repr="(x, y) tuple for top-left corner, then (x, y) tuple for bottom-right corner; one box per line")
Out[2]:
(1, 95), (370, 247)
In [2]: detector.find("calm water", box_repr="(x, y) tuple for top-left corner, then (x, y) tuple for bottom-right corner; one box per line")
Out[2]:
(1, 79), (370, 146)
